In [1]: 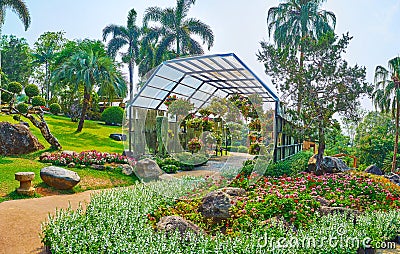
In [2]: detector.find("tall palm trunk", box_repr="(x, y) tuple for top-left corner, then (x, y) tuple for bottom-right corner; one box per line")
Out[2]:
(128, 59), (134, 98)
(392, 86), (400, 172)
(77, 87), (90, 132)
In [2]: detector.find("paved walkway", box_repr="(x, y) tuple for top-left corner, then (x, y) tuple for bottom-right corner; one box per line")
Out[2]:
(0, 191), (95, 254)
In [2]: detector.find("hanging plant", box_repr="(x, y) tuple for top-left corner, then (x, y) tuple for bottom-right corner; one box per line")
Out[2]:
(186, 118), (203, 130)
(164, 95), (177, 107)
(248, 119), (261, 131)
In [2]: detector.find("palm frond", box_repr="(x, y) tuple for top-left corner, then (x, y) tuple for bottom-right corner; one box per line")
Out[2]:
(2, 0), (30, 30)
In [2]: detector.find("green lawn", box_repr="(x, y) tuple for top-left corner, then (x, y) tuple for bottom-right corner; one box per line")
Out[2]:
(0, 114), (136, 202)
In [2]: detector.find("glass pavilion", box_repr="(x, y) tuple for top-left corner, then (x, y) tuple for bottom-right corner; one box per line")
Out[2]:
(123, 53), (301, 162)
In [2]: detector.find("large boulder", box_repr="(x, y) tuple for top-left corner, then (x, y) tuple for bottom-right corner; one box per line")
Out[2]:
(134, 158), (163, 181)
(40, 166), (80, 190)
(198, 188), (245, 220)
(0, 122), (44, 155)
(156, 216), (201, 235)
(364, 165), (384, 175)
(308, 155), (350, 175)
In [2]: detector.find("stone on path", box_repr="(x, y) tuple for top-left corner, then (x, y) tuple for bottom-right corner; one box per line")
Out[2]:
(40, 166), (80, 190)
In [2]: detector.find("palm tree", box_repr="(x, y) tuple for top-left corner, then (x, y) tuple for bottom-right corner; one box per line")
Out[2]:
(143, 0), (214, 60)
(373, 57), (400, 172)
(267, 0), (335, 112)
(103, 8), (140, 98)
(52, 41), (127, 132)
(0, 0), (30, 31)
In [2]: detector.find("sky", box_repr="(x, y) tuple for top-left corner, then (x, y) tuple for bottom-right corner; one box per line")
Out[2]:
(3, 0), (400, 110)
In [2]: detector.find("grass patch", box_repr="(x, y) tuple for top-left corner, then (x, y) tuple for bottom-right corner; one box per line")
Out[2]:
(0, 114), (124, 153)
(0, 114), (136, 203)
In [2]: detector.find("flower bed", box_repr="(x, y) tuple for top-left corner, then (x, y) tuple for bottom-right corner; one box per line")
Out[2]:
(42, 177), (400, 253)
(39, 150), (134, 167)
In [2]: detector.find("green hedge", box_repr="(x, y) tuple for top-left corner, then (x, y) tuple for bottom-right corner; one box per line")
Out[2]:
(101, 106), (124, 125)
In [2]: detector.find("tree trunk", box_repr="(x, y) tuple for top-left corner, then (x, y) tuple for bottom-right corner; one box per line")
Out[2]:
(21, 109), (62, 150)
(76, 88), (90, 133)
(392, 95), (400, 172)
(316, 126), (325, 174)
(297, 50), (304, 113)
(128, 60), (134, 99)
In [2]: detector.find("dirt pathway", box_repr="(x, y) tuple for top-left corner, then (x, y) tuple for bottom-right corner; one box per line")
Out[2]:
(0, 191), (95, 254)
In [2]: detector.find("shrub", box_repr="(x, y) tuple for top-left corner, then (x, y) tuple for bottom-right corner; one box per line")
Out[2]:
(264, 150), (313, 177)
(1, 91), (13, 103)
(24, 84), (40, 98)
(49, 103), (61, 115)
(7, 82), (22, 94)
(32, 96), (46, 107)
(161, 164), (179, 173)
(174, 152), (208, 168)
(16, 103), (29, 114)
(101, 106), (124, 125)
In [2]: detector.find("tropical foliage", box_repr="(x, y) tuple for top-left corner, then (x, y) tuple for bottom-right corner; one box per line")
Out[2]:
(52, 40), (127, 132)
(103, 8), (141, 97)
(0, 0), (30, 31)
(372, 57), (400, 172)
(143, 0), (214, 58)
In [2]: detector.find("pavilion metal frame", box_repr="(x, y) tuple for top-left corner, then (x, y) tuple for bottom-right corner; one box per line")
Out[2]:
(128, 53), (301, 161)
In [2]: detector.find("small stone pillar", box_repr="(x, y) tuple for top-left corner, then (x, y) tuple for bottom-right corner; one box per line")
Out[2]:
(15, 172), (35, 196)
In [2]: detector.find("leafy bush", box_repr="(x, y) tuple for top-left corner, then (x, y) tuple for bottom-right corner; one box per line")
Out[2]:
(24, 84), (40, 98)
(87, 110), (102, 121)
(16, 102), (29, 114)
(161, 164), (179, 173)
(49, 103), (61, 115)
(263, 150), (313, 177)
(7, 82), (22, 94)
(32, 96), (46, 107)
(173, 152), (208, 168)
(227, 145), (248, 153)
(101, 106), (124, 125)
(1, 91), (12, 103)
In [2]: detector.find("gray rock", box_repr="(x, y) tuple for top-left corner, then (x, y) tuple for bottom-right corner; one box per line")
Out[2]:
(40, 166), (80, 190)
(39, 152), (52, 161)
(365, 165), (384, 175)
(220, 187), (246, 197)
(67, 162), (75, 168)
(198, 190), (232, 219)
(0, 122), (44, 155)
(61, 150), (76, 156)
(385, 173), (400, 185)
(319, 206), (360, 216)
(134, 158), (163, 181)
(118, 164), (133, 175)
(307, 155), (350, 175)
(90, 164), (105, 170)
(156, 216), (200, 235)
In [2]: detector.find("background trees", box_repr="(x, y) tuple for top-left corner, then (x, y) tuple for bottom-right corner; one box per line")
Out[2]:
(52, 40), (127, 132)
(267, 0), (335, 112)
(0, 35), (32, 85)
(372, 57), (400, 172)
(103, 8), (141, 98)
(143, 0), (214, 59)
(258, 32), (370, 172)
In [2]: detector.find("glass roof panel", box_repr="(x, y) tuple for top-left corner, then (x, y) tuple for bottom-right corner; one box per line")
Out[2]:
(130, 53), (279, 110)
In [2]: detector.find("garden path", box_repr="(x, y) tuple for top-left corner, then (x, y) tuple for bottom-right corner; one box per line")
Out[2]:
(0, 190), (95, 254)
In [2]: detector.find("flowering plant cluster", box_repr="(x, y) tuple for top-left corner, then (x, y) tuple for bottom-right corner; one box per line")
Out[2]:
(40, 150), (134, 167)
(187, 138), (202, 153)
(150, 172), (400, 235)
(163, 95), (177, 107)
